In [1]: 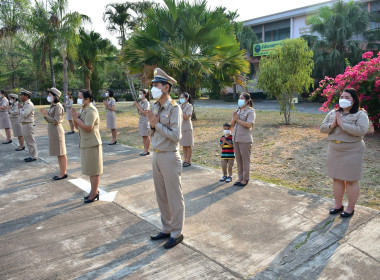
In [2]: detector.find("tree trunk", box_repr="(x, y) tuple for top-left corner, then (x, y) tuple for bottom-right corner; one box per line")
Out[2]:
(233, 84), (237, 100)
(48, 49), (56, 87)
(85, 71), (91, 90)
(63, 55), (68, 108)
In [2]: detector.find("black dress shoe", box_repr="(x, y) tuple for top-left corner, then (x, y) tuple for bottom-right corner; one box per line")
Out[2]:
(84, 191), (99, 200)
(233, 181), (241, 186)
(15, 147), (25, 151)
(329, 206), (344, 215)
(140, 152), (150, 156)
(340, 210), (354, 218)
(53, 174), (68, 180)
(164, 235), (184, 249)
(24, 157), (37, 162)
(150, 232), (170, 240)
(2, 140), (12, 144)
(237, 181), (248, 187)
(84, 193), (99, 203)
(108, 141), (117, 145)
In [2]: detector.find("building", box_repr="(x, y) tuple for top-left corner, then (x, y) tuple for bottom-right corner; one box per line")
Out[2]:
(235, 0), (380, 94)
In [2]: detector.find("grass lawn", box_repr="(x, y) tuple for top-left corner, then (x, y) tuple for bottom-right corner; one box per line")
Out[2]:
(49, 101), (379, 210)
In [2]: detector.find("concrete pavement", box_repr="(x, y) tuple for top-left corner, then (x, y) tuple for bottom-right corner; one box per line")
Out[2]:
(0, 120), (379, 279)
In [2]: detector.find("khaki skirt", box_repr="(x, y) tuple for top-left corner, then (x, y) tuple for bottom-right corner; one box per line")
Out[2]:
(48, 123), (67, 156)
(327, 140), (365, 181)
(10, 117), (23, 137)
(180, 129), (194, 147)
(106, 110), (116, 129)
(66, 109), (72, 121)
(80, 145), (103, 176)
(0, 111), (11, 129)
(138, 115), (149, 136)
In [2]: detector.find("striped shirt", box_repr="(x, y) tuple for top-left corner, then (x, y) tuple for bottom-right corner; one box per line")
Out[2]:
(220, 135), (235, 159)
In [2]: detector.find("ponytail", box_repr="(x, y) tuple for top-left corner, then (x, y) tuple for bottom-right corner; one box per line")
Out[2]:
(242, 92), (253, 107)
(181, 92), (192, 104)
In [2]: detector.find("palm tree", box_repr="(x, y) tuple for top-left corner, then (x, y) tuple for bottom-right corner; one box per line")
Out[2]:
(303, 0), (369, 79)
(121, 0), (249, 101)
(77, 29), (115, 90)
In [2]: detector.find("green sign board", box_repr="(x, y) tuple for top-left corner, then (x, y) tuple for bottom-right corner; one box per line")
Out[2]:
(253, 40), (283, 57)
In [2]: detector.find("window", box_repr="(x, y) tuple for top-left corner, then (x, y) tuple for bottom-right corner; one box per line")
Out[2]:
(264, 19), (290, 42)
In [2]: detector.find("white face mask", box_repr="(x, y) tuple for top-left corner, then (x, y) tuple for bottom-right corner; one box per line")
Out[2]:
(9, 99), (13, 104)
(224, 130), (231, 135)
(339, 99), (352, 109)
(139, 94), (143, 99)
(151, 86), (163, 99)
(47, 96), (53, 103)
(105, 92), (109, 97)
(66, 95), (69, 99)
(77, 98), (83, 105)
(238, 99), (245, 107)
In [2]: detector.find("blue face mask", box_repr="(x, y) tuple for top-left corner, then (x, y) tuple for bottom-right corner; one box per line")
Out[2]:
(179, 98), (186, 104)
(238, 99), (245, 107)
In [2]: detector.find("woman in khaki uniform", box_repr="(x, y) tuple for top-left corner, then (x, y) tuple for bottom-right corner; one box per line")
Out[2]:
(103, 88), (117, 145)
(134, 89), (151, 156)
(179, 92), (194, 167)
(8, 93), (25, 151)
(71, 89), (103, 203)
(320, 88), (369, 218)
(0, 90), (12, 144)
(64, 91), (75, 134)
(40, 88), (68, 180)
(231, 92), (255, 187)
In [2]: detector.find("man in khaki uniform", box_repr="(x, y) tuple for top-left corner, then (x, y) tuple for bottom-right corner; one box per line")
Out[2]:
(19, 89), (38, 162)
(146, 68), (184, 249)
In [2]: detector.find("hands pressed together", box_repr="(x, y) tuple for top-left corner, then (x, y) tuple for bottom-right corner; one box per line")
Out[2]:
(145, 110), (159, 128)
(331, 111), (343, 129)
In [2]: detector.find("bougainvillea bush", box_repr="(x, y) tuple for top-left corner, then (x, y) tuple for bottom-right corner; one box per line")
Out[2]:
(312, 51), (380, 130)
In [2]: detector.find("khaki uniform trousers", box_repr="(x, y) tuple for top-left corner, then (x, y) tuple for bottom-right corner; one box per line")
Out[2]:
(234, 142), (252, 181)
(152, 151), (184, 238)
(221, 159), (234, 177)
(22, 123), (38, 159)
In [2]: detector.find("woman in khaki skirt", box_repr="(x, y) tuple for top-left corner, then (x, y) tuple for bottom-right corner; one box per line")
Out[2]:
(179, 92), (194, 167)
(8, 93), (25, 151)
(64, 91), (75, 134)
(40, 88), (68, 180)
(320, 88), (369, 218)
(71, 89), (103, 203)
(103, 88), (117, 145)
(134, 89), (151, 156)
(0, 90), (12, 144)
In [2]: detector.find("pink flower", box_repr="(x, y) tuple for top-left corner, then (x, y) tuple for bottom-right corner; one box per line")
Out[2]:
(362, 51), (373, 59)
(378, 51), (380, 57)
(363, 105), (369, 111)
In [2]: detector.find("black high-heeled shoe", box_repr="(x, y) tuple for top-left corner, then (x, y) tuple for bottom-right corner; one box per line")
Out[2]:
(84, 191), (99, 200)
(84, 193), (99, 203)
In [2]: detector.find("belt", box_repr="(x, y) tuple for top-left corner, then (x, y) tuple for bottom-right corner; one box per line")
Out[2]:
(330, 140), (346, 144)
(21, 122), (32, 125)
(154, 150), (176, 153)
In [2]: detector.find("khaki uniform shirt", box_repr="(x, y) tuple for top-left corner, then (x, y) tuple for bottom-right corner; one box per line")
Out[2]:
(78, 103), (102, 148)
(9, 101), (20, 118)
(0, 97), (9, 112)
(149, 98), (182, 152)
(20, 99), (35, 123)
(45, 103), (64, 125)
(320, 110), (369, 142)
(180, 103), (193, 131)
(105, 98), (115, 111)
(65, 99), (73, 109)
(138, 100), (150, 116)
(233, 106), (256, 143)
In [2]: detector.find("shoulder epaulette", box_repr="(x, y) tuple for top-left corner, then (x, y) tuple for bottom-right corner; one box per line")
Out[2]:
(171, 100), (178, 107)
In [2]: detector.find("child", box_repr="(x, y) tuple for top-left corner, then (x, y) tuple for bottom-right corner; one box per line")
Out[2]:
(220, 122), (235, 182)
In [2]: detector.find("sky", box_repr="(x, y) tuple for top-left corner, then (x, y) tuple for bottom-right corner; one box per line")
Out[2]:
(67, 0), (330, 47)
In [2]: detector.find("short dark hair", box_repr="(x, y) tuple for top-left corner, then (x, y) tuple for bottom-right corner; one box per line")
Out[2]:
(223, 122), (231, 128)
(107, 88), (114, 97)
(81, 89), (94, 102)
(340, 88), (360, 114)
(140, 89), (150, 101)
(160, 82), (172, 93)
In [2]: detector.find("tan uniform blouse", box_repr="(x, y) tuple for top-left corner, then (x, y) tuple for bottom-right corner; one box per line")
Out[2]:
(180, 103), (193, 131)
(65, 99), (73, 109)
(233, 106), (256, 143)
(9, 101), (20, 118)
(0, 98), (8, 112)
(20, 100), (35, 123)
(138, 100), (150, 115)
(149, 98), (182, 152)
(105, 98), (115, 110)
(320, 110), (369, 142)
(45, 103), (64, 125)
(78, 104), (102, 148)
